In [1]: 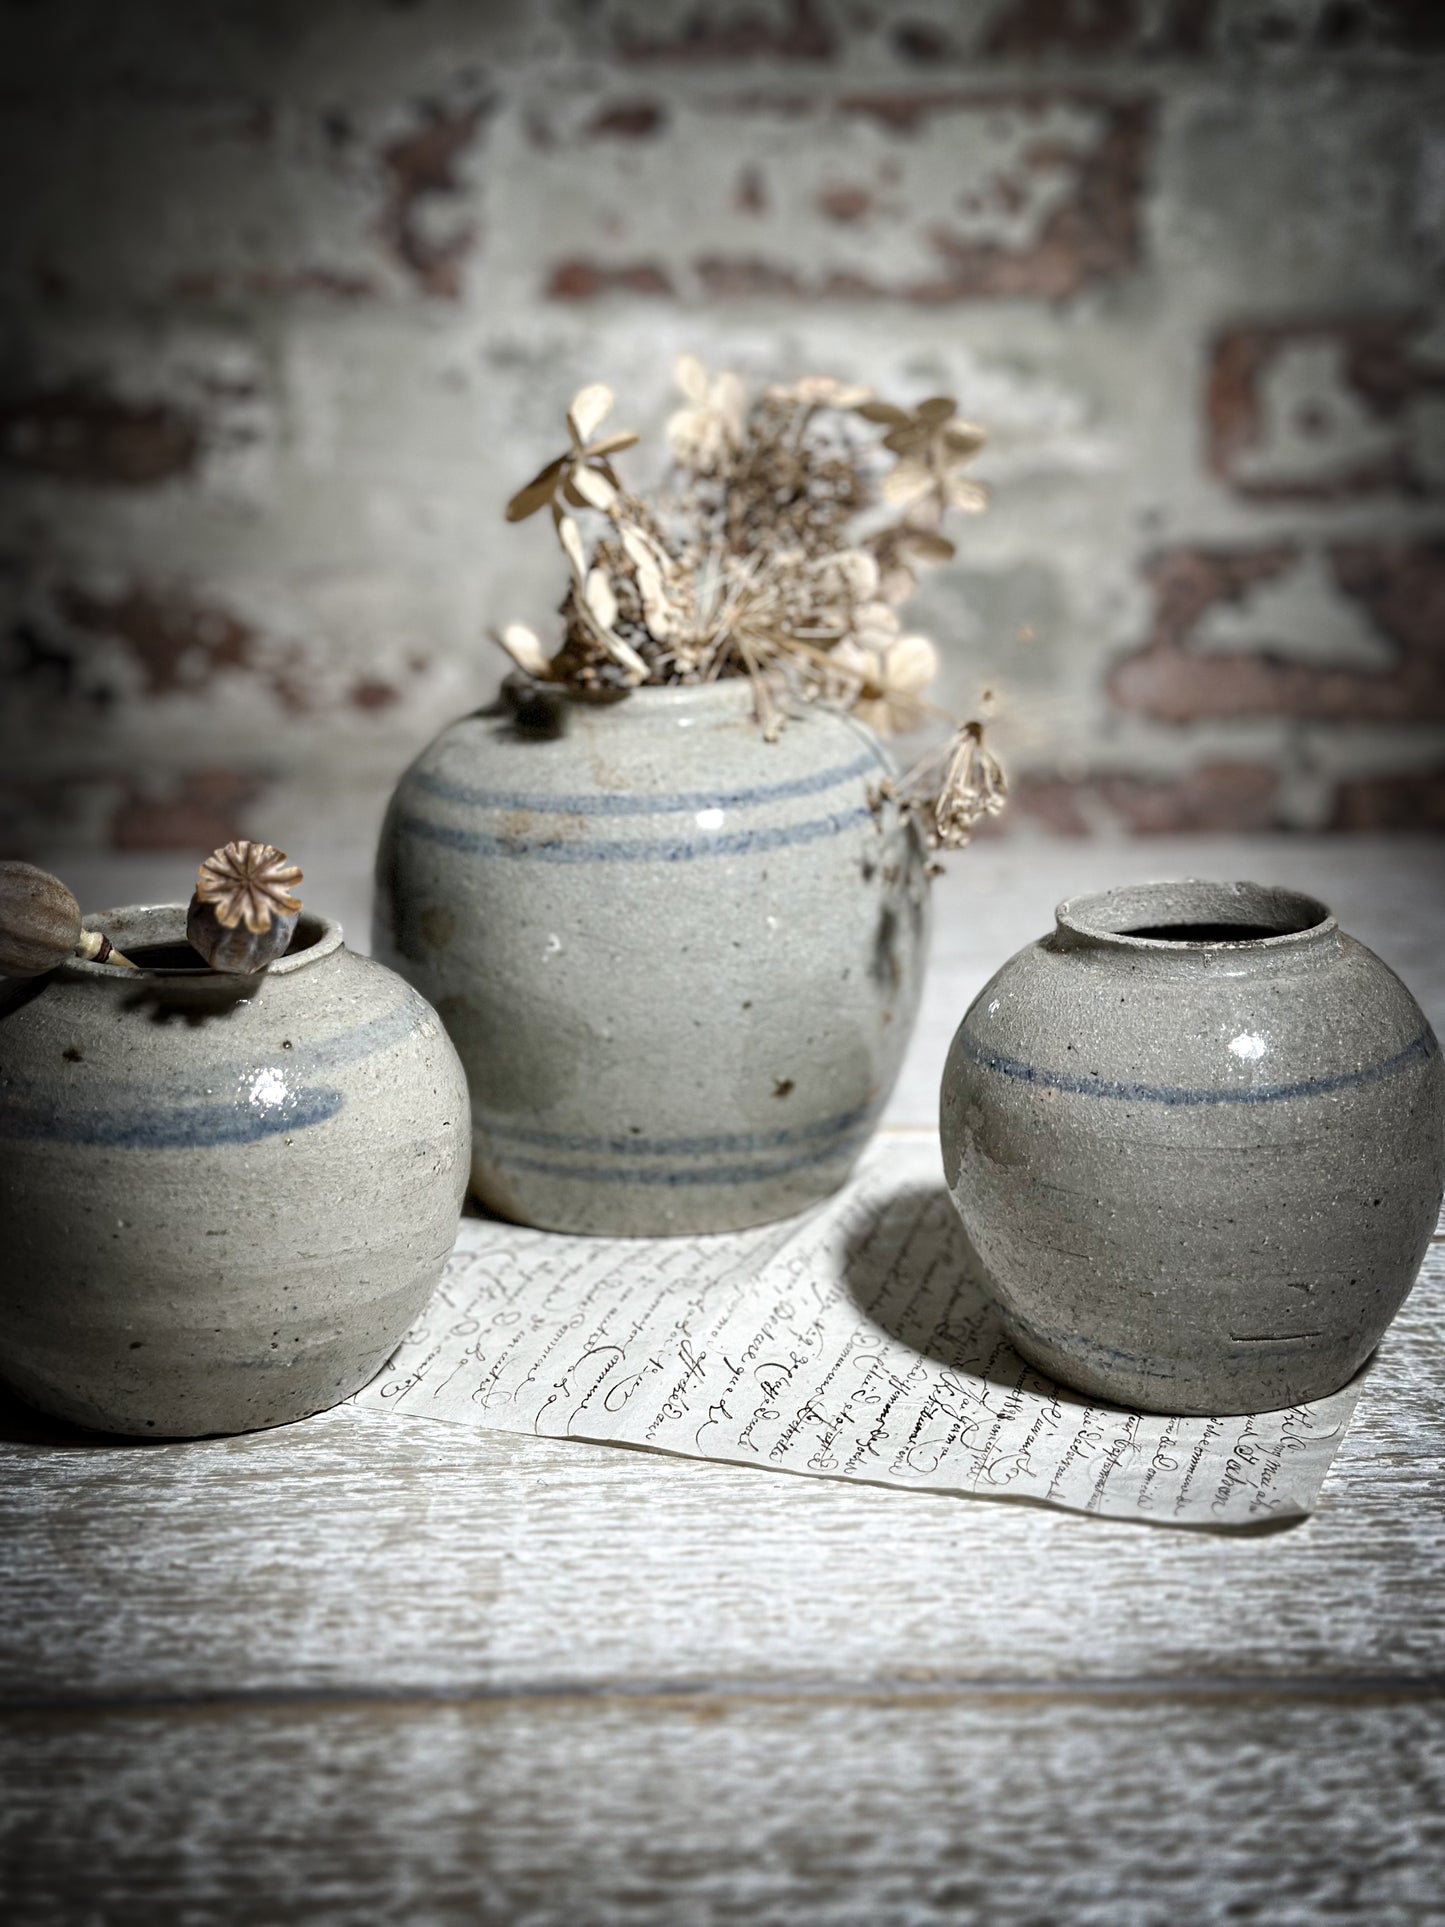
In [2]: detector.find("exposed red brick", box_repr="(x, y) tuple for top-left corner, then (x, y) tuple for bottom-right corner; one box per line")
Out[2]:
(587, 102), (667, 138)
(615, 0), (834, 63)
(0, 384), (199, 486)
(351, 678), (400, 711)
(1329, 769), (1445, 832)
(53, 584), (312, 713)
(58, 586), (254, 699)
(111, 772), (261, 853)
(379, 101), (487, 299)
(918, 97), (1149, 301)
(1015, 763), (1282, 836)
(694, 255), (807, 297)
(816, 183), (875, 223)
(1207, 314), (1445, 500)
(546, 260), (675, 299)
(1110, 541), (1445, 725)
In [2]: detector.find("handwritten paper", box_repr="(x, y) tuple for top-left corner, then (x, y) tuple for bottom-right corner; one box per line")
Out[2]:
(356, 1136), (1364, 1528)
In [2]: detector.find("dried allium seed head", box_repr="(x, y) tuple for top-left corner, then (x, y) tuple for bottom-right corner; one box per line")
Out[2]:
(194, 841), (303, 934)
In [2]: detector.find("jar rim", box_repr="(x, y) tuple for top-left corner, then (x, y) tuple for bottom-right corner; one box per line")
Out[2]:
(1055, 879), (1336, 951)
(75, 904), (343, 977)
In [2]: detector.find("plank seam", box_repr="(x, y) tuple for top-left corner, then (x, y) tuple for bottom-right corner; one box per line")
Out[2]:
(2, 1673), (1443, 1720)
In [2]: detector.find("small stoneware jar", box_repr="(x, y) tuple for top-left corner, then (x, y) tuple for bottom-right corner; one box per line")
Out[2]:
(940, 880), (1445, 1415)
(0, 905), (470, 1437)
(375, 677), (929, 1236)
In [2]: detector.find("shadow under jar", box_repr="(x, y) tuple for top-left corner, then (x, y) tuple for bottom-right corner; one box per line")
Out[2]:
(940, 879), (1445, 1415)
(374, 677), (930, 1236)
(0, 905), (470, 1437)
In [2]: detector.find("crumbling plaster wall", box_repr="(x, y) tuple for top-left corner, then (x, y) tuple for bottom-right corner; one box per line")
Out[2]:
(2, 0), (1443, 855)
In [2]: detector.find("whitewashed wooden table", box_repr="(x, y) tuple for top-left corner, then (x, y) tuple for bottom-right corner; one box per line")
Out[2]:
(3, 836), (1443, 1926)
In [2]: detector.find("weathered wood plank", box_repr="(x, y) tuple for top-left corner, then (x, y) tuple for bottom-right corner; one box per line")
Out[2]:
(3, 1694), (1443, 1926)
(1, 1239), (1440, 1705)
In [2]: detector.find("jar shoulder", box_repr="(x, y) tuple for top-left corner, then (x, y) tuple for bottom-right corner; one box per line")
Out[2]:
(394, 698), (892, 809)
(0, 945), (453, 1084)
(950, 929), (1436, 1093)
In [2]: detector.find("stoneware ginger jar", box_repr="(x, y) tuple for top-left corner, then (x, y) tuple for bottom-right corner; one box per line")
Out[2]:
(375, 678), (929, 1235)
(0, 905), (469, 1437)
(940, 880), (1445, 1415)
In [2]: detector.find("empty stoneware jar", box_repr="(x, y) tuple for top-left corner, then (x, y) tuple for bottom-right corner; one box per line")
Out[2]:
(375, 677), (929, 1236)
(940, 880), (1445, 1415)
(0, 905), (469, 1437)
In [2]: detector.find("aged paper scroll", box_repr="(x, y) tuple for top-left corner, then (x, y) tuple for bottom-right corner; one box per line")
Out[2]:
(356, 1136), (1364, 1527)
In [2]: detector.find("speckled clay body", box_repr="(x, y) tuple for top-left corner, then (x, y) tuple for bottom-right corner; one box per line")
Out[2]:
(940, 880), (1445, 1415)
(375, 679), (929, 1235)
(0, 907), (470, 1437)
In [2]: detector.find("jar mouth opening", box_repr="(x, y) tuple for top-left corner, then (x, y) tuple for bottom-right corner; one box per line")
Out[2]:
(76, 905), (343, 976)
(1056, 880), (1335, 950)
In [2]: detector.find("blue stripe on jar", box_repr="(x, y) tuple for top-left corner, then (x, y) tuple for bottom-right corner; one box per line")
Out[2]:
(410, 749), (883, 817)
(0, 1086), (344, 1149)
(395, 805), (875, 864)
(0, 998), (430, 1150)
(471, 1099), (882, 1160)
(954, 1024), (1438, 1108)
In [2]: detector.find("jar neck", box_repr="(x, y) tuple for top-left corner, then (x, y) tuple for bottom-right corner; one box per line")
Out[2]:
(69, 905), (342, 982)
(500, 672), (768, 739)
(1051, 880), (1338, 972)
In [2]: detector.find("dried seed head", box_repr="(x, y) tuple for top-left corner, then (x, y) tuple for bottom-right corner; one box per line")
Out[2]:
(0, 861), (83, 976)
(188, 841), (303, 973)
(193, 841), (302, 935)
(0, 862), (134, 975)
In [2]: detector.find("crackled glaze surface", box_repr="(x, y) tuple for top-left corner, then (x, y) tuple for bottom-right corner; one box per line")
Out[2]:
(375, 680), (930, 1235)
(0, 907), (469, 1437)
(940, 879), (1445, 1414)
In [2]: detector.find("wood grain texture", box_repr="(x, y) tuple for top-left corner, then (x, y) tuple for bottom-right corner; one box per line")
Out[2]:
(4, 1697), (1444, 1926)
(4, 836), (1442, 1923)
(0, 1247), (1440, 1713)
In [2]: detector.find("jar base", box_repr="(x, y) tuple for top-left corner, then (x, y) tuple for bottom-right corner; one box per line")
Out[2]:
(997, 1313), (1371, 1419)
(0, 1330), (423, 1441)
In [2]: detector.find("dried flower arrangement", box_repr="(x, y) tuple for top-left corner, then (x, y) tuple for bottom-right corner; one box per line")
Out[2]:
(0, 843), (303, 979)
(495, 358), (1006, 850)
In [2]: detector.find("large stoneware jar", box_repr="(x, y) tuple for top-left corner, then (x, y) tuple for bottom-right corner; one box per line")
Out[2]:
(375, 679), (929, 1235)
(0, 906), (469, 1437)
(940, 880), (1445, 1415)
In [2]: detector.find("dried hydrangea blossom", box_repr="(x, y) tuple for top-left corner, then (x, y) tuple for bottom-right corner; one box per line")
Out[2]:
(495, 360), (1005, 848)
(188, 841), (303, 973)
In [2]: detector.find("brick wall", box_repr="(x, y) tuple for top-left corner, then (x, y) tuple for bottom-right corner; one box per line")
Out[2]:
(2, 0), (1443, 853)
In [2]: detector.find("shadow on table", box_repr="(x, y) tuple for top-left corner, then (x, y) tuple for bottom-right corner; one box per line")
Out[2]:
(0, 1381), (160, 1448)
(839, 1180), (1093, 1413)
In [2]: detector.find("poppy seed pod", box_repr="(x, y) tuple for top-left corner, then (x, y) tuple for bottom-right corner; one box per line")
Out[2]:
(186, 841), (303, 974)
(0, 862), (133, 975)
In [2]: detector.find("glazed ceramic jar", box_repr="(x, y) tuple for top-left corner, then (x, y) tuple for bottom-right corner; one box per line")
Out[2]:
(375, 678), (929, 1236)
(0, 906), (469, 1437)
(940, 879), (1445, 1415)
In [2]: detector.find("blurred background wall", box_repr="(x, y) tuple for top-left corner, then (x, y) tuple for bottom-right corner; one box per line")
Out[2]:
(1, 0), (1442, 859)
